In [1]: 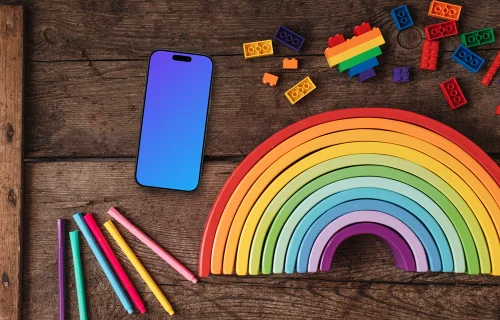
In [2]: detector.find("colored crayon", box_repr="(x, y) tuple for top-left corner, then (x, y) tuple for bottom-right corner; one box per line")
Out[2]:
(72, 212), (133, 314)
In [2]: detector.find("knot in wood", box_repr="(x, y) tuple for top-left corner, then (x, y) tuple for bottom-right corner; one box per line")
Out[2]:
(43, 28), (57, 45)
(2, 272), (9, 288)
(397, 27), (422, 50)
(8, 189), (17, 206)
(6, 123), (14, 142)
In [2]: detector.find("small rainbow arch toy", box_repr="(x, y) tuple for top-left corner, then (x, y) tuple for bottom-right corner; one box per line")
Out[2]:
(198, 108), (500, 277)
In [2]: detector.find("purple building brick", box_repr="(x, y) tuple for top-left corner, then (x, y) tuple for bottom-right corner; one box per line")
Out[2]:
(358, 68), (376, 82)
(274, 26), (305, 51)
(393, 67), (410, 83)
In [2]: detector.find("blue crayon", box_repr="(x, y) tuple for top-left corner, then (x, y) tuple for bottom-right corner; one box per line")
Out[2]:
(72, 212), (133, 314)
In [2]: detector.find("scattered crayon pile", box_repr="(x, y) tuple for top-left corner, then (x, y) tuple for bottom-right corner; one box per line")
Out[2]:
(242, 1), (499, 113)
(57, 208), (197, 318)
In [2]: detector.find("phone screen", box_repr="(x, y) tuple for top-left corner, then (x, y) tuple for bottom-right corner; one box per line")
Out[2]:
(136, 50), (214, 191)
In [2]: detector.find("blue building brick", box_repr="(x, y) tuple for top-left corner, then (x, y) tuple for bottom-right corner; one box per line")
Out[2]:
(451, 44), (485, 73)
(391, 4), (414, 31)
(347, 57), (379, 77)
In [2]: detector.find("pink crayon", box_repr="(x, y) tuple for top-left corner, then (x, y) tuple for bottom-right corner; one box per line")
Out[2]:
(108, 207), (197, 283)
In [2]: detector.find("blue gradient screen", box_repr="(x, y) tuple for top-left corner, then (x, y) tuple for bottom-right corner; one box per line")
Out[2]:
(136, 50), (213, 191)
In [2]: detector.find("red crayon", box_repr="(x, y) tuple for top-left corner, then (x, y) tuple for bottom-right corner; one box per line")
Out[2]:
(83, 213), (146, 313)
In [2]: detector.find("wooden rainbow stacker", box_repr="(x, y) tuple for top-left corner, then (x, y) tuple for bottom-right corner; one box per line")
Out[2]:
(199, 108), (500, 278)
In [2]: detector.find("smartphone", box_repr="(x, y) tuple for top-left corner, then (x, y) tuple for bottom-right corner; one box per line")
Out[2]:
(135, 50), (214, 191)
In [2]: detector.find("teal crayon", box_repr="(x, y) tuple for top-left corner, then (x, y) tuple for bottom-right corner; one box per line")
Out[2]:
(69, 231), (88, 320)
(72, 212), (133, 314)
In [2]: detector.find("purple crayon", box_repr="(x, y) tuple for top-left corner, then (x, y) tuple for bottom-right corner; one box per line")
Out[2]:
(57, 219), (68, 320)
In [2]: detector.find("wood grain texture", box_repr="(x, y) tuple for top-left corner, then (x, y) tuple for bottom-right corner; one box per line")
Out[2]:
(10, 1), (500, 159)
(0, 6), (23, 320)
(22, 161), (500, 319)
(14, 0), (498, 158)
(5, 0), (500, 318)
(1, 0), (499, 61)
(24, 271), (500, 320)
(24, 53), (500, 158)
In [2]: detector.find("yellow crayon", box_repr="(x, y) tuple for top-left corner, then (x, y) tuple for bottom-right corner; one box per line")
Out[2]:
(104, 221), (175, 315)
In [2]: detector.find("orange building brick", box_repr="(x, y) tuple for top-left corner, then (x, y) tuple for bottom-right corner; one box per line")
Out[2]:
(262, 72), (278, 86)
(428, 1), (461, 21)
(283, 58), (298, 69)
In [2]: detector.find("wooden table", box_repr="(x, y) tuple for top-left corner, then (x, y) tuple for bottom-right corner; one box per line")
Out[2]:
(1, 0), (500, 319)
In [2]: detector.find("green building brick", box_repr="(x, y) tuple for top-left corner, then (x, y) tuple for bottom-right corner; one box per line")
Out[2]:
(461, 28), (495, 48)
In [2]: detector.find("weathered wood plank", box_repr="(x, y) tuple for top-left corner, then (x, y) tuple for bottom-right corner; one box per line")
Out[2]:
(25, 52), (500, 159)
(0, 6), (23, 320)
(23, 160), (500, 284)
(1, 0), (499, 61)
(23, 272), (500, 319)
(13, 0), (500, 318)
(22, 161), (500, 319)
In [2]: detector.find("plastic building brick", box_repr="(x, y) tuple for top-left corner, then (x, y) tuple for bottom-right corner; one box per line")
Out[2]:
(324, 27), (383, 58)
(451, 44), (485, 73)
(283, 58), (298, 69)
(338, 47), (382, 72)
(391, 5), (414, 31)
(324, 28), (384, 67)
(358, 68), (376, 82)
(393, 67), (410, 83)
(353, 22), (372, 36)
(461, 28), (495, 48)
(284, 76), (316, 105)
(262, 73), (278, 86)
(327, 34), (345, 48)
(243, 40), (273, 59)
(481, 51), (500, 86)
(347, 57), (379, 77)
(428, 1), (461, 21)
(496, 105), (500, 115)
(327, 34), (384, 68)
(420, 40), (439, 71)
(274, 26), (305, 52)
(339, 47), (382, 72)
(440, 78), (466, 109)
(424, 21), (458, 41)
